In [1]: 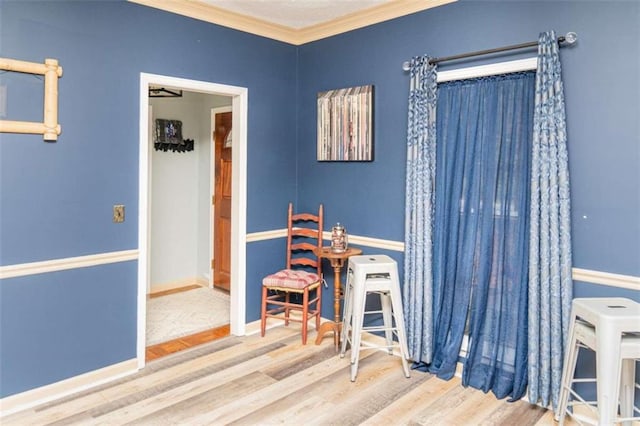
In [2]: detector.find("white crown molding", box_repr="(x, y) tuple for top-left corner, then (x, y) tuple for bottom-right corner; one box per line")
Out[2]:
(295, 0), (456, 45)
(128, 0), (456, 45)
(129, 0), (298, 43)
(0, 249), (139, 280)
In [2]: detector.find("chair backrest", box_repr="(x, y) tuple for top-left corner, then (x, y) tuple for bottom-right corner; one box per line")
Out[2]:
(286, 203), (323, 276)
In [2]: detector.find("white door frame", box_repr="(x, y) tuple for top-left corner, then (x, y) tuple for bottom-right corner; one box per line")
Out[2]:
(138, 73), (248, 369)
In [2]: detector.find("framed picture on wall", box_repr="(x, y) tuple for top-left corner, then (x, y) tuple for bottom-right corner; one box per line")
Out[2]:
(154, 119), (194, 152)
(317, 85), (374, 161)
(155, 119), (183, 145)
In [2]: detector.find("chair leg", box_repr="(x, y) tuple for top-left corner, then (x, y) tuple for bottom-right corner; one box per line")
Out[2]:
(315, 285), (322, 332)
(261, 286), (268, 337)
(284, 292), (290, 326)
(302, 287), (309, 345)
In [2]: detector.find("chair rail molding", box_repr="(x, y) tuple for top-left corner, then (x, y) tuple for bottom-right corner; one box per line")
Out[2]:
(3, 239), (637, 292)
(0, 249), (139, 280)
(572, 268), (640, 291)
(245, 228), (288, 242)
(247, 230), (639, 291)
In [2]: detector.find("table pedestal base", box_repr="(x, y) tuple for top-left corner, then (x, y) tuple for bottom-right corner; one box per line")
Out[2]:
(315, 321), (342, 347)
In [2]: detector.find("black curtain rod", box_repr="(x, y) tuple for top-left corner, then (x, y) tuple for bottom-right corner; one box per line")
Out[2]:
(402, 32), (577, 71)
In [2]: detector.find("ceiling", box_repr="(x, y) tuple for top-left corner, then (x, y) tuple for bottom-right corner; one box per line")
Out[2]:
(130, 0), (456, 45)
(202, 0), (391, 30)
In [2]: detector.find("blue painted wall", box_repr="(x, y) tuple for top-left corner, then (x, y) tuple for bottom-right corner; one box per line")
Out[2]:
(297, 0), (640, 278)
(297, 0), (640, 405)
(0, 0), (297, 397)
(1, 263), (138, 395)
(1, 0), (638, 400)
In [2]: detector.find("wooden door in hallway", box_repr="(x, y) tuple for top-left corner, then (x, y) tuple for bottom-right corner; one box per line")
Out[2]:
(213, 111), (232, 291)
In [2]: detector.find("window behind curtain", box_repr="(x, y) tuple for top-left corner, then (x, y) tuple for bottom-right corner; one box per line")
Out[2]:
(430, 71), (535, 400)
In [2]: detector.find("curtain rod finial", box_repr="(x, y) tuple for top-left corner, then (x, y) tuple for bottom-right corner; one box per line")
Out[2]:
(564, 32), (578, 45)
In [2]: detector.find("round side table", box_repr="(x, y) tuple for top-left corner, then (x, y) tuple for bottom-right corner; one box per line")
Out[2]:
(313, 246), (362, 347)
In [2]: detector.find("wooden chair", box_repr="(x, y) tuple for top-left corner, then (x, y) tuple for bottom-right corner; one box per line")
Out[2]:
(261, 203), (324, 344)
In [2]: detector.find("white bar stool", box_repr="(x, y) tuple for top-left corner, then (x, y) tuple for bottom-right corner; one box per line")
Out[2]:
(340, 255), (411, 382)
(557, 297), (640, 425)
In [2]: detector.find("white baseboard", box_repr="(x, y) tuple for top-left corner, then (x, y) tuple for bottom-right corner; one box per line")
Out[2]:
(0, 358), (138, 417)
(149, 277), (209, 294)
(243, 316), (333, 336)
(243, 318), (265, 336)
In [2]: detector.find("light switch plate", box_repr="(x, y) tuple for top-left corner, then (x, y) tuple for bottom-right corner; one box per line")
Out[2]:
(113, 205), (125, 223)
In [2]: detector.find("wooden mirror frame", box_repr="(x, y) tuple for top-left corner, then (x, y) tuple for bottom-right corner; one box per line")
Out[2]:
(0, 57), (63, 141)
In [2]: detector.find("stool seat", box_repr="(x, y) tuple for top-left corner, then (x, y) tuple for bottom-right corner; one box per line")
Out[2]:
(340, 255), (411, 382)
(573, 321), (640, 359)
(573, 298), (639, 330)
(557, 298), (640, 425)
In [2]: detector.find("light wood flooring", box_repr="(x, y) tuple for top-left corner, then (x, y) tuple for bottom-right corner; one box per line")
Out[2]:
(4, 324), (572, 425)
(146, 285), (231, 361)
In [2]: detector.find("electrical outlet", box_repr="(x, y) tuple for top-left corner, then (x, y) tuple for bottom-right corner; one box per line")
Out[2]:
(113, 205), (125, 223)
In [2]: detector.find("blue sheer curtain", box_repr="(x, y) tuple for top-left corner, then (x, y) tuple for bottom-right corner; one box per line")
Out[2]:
(527, 31), (573, 411)
(403, 55), (438, 365)
(429, 72), (535, 401)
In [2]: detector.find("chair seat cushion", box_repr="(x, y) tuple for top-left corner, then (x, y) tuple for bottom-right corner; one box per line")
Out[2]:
(262, 269), (320, 290)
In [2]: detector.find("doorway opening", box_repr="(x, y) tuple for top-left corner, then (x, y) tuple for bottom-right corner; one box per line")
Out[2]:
(138, 73), (248, 369)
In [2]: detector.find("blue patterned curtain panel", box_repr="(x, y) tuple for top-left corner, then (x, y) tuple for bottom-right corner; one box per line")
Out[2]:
(527, 30), (573, 412)
(403, 56), (437, 365)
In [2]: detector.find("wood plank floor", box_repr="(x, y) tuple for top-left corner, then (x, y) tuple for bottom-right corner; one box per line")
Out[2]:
(3, 325), (572, 425)
(146, 324), (231, 362)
